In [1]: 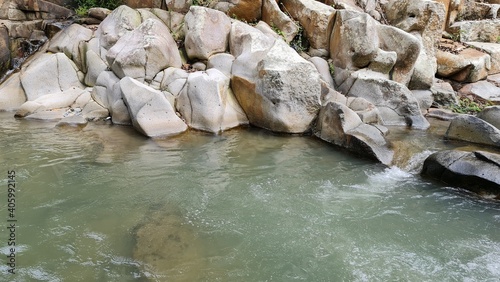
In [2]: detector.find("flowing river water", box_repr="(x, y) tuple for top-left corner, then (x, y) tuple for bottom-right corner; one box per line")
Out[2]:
(0, 112), (499, 281)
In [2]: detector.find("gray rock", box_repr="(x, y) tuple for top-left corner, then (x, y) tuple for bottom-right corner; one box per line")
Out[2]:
(232, 33), (322, 133)
(160, 67), (189, 96)
(338, 70), (430, 129)
(88, 7), (111, 21)
(261, 0), (299, 43)
(422, 150), (500, 198)
(282, 0), (336, 52)
(431, 80), (458, 107)
(15, 87), (85, 118)
(466, 42), (500, 75)
(48, 24), (93, 70)
(477, 106), (500, 130)
(106, 18), (182, 82)
(95, 5), (142, 50)
(308, 57), (334, 87)
(120, 77), (188, 138)
(436, 48), (491, 83)
(184, 6), (232, 60)
(411, 90), (434, 114)
(315, 101), (394, 165)
(84, 50), (108, 87)
(20, 53), (84, 101)
(207, 53), (235, 77)
(56, 115), (88, 127)
(458, 80), (500, 101)
(92, 71), (130, 125)
(82, 100), (109, 121)
(445, 114), (500, 147)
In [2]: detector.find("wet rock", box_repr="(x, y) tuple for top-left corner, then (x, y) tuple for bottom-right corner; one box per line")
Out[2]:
(56, 115), (88, 128)
(262, 0), (299, 43)
(184, 6), (231, 60)
(177, 69), (248, 133)
(24, 108), (68, 121)
(422, 150), (500, 198)
(426, 108), (460, 121)
(477, 106), (500, 130)
(82, 100), (109, 121)
(315, 101), (394, 165)
(445, 114), (500, 147)
(120, 77), (188, 138)
(282, 0), (336, 53)
(0, 73), (26, 111)
(106, 18), (182, 82)
(133, 210), (209, 280)
(20, 53), (84, 101)
(231, 25), (322, 133)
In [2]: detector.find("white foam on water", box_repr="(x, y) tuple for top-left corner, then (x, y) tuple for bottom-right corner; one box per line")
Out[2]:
(84, 231), (106, 242)
(0, 244), (28, 255)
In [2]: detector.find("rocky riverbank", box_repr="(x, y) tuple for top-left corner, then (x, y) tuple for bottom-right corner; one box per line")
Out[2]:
(0, 0), (499, 198)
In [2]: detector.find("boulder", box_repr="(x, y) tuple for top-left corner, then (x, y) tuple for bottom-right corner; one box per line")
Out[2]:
(458, 80), (500, 102)
(337, 70), (430, 129)
(15, 87), (85, 118)
(477, 106), (500, 130)
(411, 90), (434, 114)
(0, 25), (9, 78)
(383, 0), (445, 89)
(232, 30), (322, 133)
(431, 79), (458, 107)
(92, 71), (130, 125)
(282, 0), (336, 53)
(82, 100), (109, 121)
(0, 73), (26, 111)
(56, 115), (88, 128)
(436, 47), (491, 83)
(214, 0), (262, 22)
(315, 101), (394, 165)
(47, 24), (94, 70)
(465, 42), (500, 75)
(262, 0), (299, 43)
(20, 53), (84, 101)
(207, 53), (235, 77)
(309, 57), (334, 87)
(120, 77), (188, 138)
(330, 10), (420, 86)
(445, 114), (500, 147)
(450, 20), (500, 43)
(184, 6), (232, 60)
(422, 150), (500, 198)
(84, 50), (108, 87)
(88, 7), (111, 21)
(106, 18), (182, 82)
(177, 69), (248, 133)
(165, 0), (191, 13)
(95, 5), (142, 51)
(159, 67), (189, 96)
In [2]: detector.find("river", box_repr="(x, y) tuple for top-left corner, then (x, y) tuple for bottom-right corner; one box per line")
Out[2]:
(0, 112), (499, 281)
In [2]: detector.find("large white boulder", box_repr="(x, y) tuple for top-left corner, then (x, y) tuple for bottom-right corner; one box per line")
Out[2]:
(176, 69), (248, 133)
(184, 6), (232, 60)
(106, 18), (182, 82)
(120, 77), (188, 138)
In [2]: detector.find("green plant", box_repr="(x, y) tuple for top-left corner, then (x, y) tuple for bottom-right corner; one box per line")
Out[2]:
(289, 22), (308, 53)
(496, 36), (500, 43)
(328, 61), (335, 77)
(271, 24), (286, 40)
(192, 0), (215, 7)
(75, 0), (123, 17)
(450, 96), (492, 115)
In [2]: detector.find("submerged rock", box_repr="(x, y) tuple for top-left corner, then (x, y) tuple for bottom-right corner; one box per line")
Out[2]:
(445, 114), (500, 147)
(422, 150), (500, 199)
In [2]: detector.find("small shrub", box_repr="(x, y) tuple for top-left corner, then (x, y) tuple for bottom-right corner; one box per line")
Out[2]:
(75, 0), (123, 17)
(450, 96), (492, 115)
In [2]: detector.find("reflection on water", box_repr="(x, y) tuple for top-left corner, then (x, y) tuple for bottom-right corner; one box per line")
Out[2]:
(0, 112), (499, 281)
